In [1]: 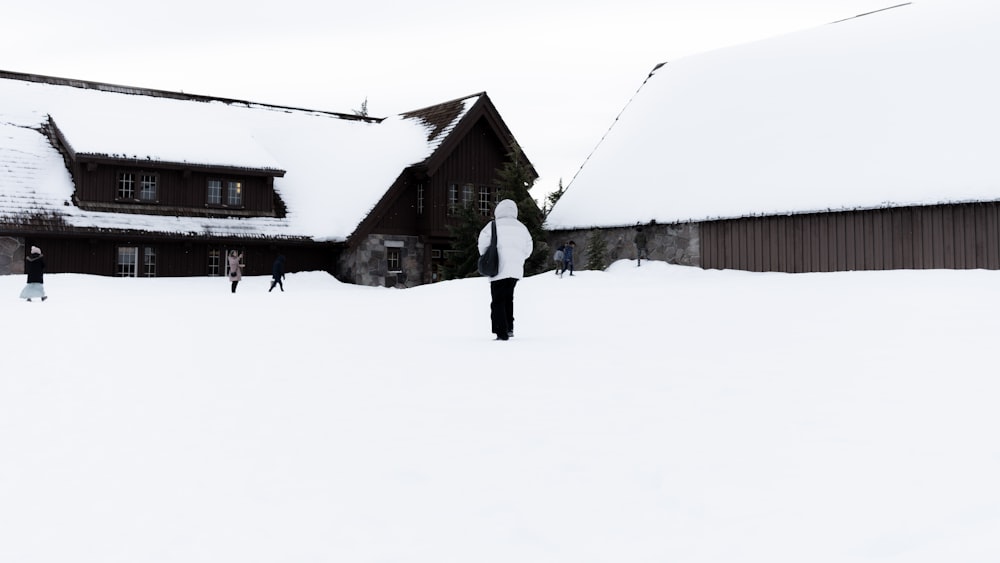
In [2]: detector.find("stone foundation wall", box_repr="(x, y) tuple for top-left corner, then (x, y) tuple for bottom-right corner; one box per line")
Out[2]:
(0, 236), (25, 276)
(547, 222), (700, 270)
(339, 234), (425, 288)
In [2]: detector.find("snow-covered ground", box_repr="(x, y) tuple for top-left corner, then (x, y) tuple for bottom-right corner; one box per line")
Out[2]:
(2, 261), (998, 562)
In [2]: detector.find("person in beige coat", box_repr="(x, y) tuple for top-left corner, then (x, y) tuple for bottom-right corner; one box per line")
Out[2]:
(227, 250), (243, 293)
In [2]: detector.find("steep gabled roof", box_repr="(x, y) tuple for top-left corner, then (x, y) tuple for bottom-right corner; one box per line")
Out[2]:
(401, 92), (536, 179)
(0, 71), (473, 242)
(547, 0), (1000, 230)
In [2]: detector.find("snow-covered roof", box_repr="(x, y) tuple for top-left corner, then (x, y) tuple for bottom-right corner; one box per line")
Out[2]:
(0, 74), (479, 241)
(546, 0), (1000, 230)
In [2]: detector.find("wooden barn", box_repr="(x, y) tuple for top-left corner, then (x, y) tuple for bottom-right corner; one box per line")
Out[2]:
(545, 1), (1000, 273)
(0, 70), (532, 287)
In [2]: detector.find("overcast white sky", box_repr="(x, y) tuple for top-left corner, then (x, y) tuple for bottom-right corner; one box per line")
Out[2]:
(2, 0), (896, 200)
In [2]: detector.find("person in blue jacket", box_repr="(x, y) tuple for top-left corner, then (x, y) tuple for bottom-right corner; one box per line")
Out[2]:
(562, 240), (576, 276)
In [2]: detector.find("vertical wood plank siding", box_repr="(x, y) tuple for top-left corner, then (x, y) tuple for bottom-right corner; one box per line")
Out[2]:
(701, 202), (1000, 272)
(76, 166), (275, 213)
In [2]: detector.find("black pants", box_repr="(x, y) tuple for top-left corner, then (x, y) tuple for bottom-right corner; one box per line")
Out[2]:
(269, 277), (283, 291)
(490, 278), (518, 338)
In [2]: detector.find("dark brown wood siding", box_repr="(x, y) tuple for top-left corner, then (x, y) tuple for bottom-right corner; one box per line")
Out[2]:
(422, 117), (509, 239)
(20, 235), (337, 277)
(75, 164), (275, 214)
(701, 202), (1000, 272)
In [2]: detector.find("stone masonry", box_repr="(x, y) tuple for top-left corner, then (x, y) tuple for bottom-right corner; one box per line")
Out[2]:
(547, 221), (700, 271)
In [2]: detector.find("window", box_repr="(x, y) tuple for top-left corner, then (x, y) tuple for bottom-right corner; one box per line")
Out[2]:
(139, 174), (157, 202)
(479, 185), (491, 215)
(416, 184), (424, 215)
(227, 181), (243, 206)
(207, 179), (244, 207)
(387, 248), (401, 273)
(207, 180), (222, 205)
(117, 171), (157, 202)
(386, 241), (403, 273)
(462, 183), (474, 207)
(208, 249), (221, 276)
(447, 184), (458, 215)
(117, 247), (138, 277)
(143, 247), (156, 277)
(117, 172), (135, 200)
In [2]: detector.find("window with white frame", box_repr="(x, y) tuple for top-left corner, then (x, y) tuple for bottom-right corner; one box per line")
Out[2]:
(416, 184), (424, 215)
(227, 181), (243, 206)
(143, 246), (156, 277)
(447, 184), (458, 215)
(117, 246), (138, 277)
(208, 249), (221, 276)
(386, 241), (403, 273)
(207, 179), (223, 205)
(479, 185), (491, 215)
(462, 183), (474, 207)
(139, 174), (158, 202)
(387, 248), (401, 273)
(117, 172), (135, 200)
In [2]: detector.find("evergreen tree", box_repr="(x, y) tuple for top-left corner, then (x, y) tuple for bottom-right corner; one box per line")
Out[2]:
(544, 178), (566, 218)
(443, 202), (487, 280)
(585, 230), (608, 271)
(494, 142), (547, 274)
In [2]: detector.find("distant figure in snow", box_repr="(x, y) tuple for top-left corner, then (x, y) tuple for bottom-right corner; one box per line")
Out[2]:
(553, 245), (565, 277)
(20, 246), (47, 302)
(269, 254), (286, 292)
(634, 226), (648, 266)
(227, 250), (243, 293)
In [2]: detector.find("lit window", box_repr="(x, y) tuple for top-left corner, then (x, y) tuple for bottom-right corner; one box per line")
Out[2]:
(227, 181), (243, 206)
(416, 184), (424, 215)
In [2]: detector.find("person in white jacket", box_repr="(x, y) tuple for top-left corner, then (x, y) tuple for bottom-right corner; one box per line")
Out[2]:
(478, 199), (533, 341)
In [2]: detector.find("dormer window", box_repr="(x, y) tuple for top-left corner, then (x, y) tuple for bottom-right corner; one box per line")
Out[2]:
(227, 181), (243, 206)
(207, 178), (244, 208)
(117, 171), (158, 202)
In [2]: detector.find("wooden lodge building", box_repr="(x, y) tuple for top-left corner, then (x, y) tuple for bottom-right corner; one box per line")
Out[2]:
(546, 2), (1000, 274)
(0, 70), (533, 287)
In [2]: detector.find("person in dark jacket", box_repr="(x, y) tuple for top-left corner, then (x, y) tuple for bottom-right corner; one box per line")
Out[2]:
(562, 241), (576, 276)
(20, 246), (47, 302)
(269, 254), (286, 292)
(634, 226), (648, 266)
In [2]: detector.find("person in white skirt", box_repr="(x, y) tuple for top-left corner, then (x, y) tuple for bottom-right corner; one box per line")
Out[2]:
(20, 246), (47, 302)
